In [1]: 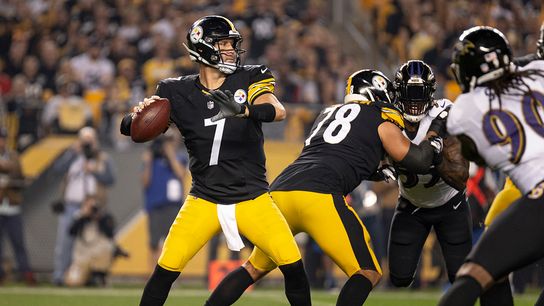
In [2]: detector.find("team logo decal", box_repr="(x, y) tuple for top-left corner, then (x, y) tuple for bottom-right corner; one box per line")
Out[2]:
(190, 26), (203, 44)
(529, 182), (544, 199)
(372, 75), (387, 90)
(207, 101), (214, 109)
(234, 89), (247, 104)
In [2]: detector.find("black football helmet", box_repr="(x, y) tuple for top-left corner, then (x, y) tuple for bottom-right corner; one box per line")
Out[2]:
(451, 26), (513, 93)
(394, 60), (436, 123)
(183, 15), (244, 74)
(537, 22), (544, 59)
(344, 69), (395, 104)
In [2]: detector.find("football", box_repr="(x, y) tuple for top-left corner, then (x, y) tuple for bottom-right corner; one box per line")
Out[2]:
(130, 97), (171, 143)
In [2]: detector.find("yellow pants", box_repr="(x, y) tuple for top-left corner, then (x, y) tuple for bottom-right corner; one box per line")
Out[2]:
(484, 177), (522, 227)
(249, 191), (382, 277)
(158, 193), (301, 272)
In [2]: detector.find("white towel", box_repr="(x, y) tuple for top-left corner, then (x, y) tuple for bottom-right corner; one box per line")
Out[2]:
(217, 204), (245, 251)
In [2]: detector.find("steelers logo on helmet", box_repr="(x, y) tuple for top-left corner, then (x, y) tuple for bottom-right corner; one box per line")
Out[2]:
(190, 26), (204, 44)
(234, 89), (247, 104)
(372, 75), (388, 91)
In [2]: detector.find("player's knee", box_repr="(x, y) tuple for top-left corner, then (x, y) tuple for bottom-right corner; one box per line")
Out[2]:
(456, 262), (494, 290)
(389, 272), (413, 288)
(242, 261), (268, 281)
(357, 269), (382, 287)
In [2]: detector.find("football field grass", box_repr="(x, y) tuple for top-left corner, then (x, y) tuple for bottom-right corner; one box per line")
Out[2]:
(0, 287), (539, 306)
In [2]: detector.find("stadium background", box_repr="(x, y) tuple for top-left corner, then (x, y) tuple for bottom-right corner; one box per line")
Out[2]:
(0, 0), (543, 303)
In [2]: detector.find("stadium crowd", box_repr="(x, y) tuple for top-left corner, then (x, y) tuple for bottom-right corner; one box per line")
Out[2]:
(362, 0), (543, 100)
(0, 0), (357, 152)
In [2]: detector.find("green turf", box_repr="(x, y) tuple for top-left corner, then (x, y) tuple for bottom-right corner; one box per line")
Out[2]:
(0, 287), (538, 306)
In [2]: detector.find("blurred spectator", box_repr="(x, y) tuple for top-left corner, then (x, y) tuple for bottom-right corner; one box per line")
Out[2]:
(42, 77), (92, 134)
(142, 39), (175, 96)
(64, 195), (116, 287)
(0, 128), (35, 285)
(141, 134), (187, 267)
(51, 127), (115, 286)
(70, 38), (114, 91)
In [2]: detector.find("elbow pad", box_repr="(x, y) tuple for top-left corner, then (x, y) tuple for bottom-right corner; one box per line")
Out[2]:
(248, 103), (276, 122)
(398, 141), (436, 174)
(120, 114), (133, 136)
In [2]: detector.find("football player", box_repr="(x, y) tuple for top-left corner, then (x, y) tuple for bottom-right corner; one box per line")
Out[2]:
(438, 26), (544, 306)
(473, 21), (544, 306)
(208, 69), (446, 306)
(120, 15), (311, 306)
(387, 60), (471, 288)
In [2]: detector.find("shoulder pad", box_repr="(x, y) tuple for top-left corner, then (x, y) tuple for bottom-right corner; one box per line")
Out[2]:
(246, 65), (276, 104)
(377, 103), (404, 129)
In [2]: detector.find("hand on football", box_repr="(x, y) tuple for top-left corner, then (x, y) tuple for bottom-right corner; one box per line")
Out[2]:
(132, 95), (161, 117)
(208, 89), (245, 122)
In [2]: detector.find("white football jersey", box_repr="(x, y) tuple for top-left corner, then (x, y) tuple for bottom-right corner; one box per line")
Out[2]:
(399, 99), (460, 208)
(447, 60), (544, 195)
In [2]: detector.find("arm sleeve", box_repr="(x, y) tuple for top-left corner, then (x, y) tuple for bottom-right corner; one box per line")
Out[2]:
(248, 65), (276, 104)
(397, 141), (436, 174)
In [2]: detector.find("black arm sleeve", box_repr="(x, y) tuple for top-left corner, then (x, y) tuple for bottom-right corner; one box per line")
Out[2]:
(120, 114), (132, 136)
(248, 103), (276, 122)
(397, 141), (436, 174)
(514, 54), (538, 67)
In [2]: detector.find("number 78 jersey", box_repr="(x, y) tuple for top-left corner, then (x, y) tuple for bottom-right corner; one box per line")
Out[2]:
(271, 101), (404, 195)
(447, 60), (544, 194)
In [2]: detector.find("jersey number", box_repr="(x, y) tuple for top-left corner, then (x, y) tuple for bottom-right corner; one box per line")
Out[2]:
(305, 104), (361, 146)
(204, 118), (225, 166)
(482, 91), (544, 164)
(399, 168), (441, 189)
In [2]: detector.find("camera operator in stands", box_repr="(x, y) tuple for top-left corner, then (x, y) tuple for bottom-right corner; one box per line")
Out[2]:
(51, 127), (115, 286)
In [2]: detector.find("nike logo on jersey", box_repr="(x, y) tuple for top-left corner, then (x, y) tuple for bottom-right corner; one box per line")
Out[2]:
(261, 67), (268, 74)
(453, 201), (462, 210)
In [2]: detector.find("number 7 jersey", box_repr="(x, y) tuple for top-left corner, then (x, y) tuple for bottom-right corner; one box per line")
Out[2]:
(447, 60), (544, 194)
(271, 101), (404, 195)
(155, 65), (275, 204)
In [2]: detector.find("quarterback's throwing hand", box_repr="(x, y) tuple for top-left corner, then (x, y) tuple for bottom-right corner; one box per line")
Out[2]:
(208, 89), (245, 122)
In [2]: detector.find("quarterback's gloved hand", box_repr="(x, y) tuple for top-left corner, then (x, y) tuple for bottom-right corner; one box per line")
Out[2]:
(369, 164), (398, 182)
(208, 89), (246, 122)
(428, 105), (451, 138)
(428, 135), (444, 166)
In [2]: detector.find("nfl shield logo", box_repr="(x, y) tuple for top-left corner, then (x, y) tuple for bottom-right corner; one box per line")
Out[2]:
(207, 101), (214, 109)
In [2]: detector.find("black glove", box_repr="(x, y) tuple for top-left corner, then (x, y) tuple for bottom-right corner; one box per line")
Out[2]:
(208, 89), (246, 122)
(428, 105), (451, 138)
(428, 135), (444, 166)
(368, 164), (398, 182)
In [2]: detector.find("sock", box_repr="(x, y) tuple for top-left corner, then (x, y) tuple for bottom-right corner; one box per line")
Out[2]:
(438, 276), (482, 306)
(480, 278), (513, 306)
(139, 265), (180, 306)
(535, 288), (544, 306)
(336, 274), (373, 306)
(278, 260), (311, 306)
(205, 267), (255, 306)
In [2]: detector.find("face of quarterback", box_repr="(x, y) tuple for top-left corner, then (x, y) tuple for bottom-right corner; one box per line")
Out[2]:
(216, 39), (237, 64)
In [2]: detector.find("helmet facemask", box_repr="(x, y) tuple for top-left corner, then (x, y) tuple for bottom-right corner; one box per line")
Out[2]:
(394, 60), (436, 123)
(537, 22), (544, 59)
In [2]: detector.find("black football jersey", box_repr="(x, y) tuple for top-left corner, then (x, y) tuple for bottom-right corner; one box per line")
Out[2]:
(271, 101), (404, 195)
(156, 65), (276, 204)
